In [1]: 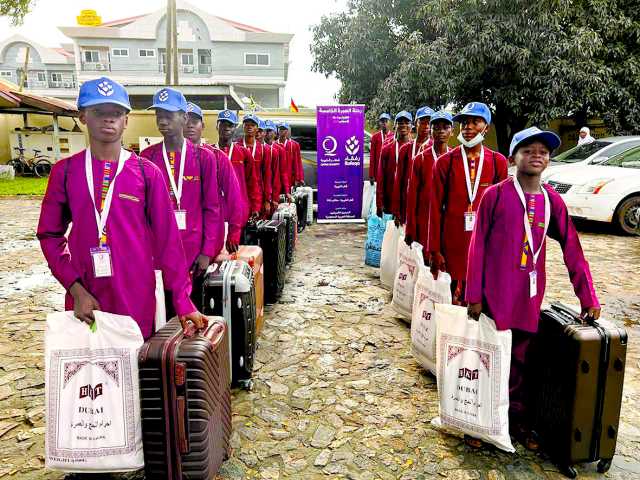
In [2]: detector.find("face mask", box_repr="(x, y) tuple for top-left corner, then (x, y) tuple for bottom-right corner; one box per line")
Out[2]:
(457, 130), (485, 148)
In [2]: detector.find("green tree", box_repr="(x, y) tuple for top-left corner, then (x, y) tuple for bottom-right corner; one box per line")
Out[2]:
(312, 0), (640, 153)
(0, 0), (36, 25)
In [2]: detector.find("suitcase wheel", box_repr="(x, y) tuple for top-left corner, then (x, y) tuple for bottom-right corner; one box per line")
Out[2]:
(597, 459), (612, 474)
(561, 465), (577, 479)
(239, 379), (254, 391)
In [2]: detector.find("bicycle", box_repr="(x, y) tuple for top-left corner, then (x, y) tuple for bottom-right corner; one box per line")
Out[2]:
(8, 147), (53, 177)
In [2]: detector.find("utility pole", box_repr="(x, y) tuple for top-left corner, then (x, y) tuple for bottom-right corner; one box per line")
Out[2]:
(19, 46), (30, 92)
(171, 0), (179, 86)
(165, 0), (172, 85)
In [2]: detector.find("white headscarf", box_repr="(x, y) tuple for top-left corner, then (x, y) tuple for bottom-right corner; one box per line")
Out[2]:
(578, 126), (595, 146)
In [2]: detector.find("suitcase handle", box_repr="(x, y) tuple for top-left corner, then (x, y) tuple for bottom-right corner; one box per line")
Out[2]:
(551, 303), (598, 326)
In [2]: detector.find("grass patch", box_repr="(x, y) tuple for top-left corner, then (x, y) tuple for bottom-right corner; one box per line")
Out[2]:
(0, 177), (49, 195)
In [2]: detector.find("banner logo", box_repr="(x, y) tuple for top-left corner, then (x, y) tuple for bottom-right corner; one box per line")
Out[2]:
(322, 136), (337, 156)
(345, 135), (360, 155)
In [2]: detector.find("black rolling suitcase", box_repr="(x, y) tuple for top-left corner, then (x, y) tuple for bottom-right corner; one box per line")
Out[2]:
(202, 260), (257, 390)
(293, 190), (308, 233)
(138, 317), (232, 480)
(272, 203), (297, 264)
(244, 219), (286, 304)
(530, 303), (627, 478)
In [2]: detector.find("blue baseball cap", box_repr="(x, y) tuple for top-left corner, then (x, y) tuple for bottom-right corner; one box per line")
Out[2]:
(149, 87), (187, 112)
(258, 118), (266, 130)
(395, 110), (413, 123)
(186, 102), (203, 119)
(243, 113), (260, 125)
(278, 122), (290, 130)
(430, 110), (454, 125)
(453, 102), (492, 124)
(379, 113), (391, 121)
(415, 106), (435, 120)
(509, 127), (561, 157)
(264, 119), (277, 132)
(217, 109), (238, 125)
(77, 77), (131, 111)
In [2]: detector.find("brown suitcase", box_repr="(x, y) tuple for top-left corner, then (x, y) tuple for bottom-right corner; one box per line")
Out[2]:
(531, 303), (627, 478)
(138, 317), (232, 479)
(217, 246), (265, 335)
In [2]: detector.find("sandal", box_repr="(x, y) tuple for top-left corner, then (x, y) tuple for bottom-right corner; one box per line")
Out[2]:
(512, 424), (540, 452)
(464, 434), (485, 449)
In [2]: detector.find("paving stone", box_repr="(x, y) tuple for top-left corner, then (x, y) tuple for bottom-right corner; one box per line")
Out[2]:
(1, 200), (640, 480)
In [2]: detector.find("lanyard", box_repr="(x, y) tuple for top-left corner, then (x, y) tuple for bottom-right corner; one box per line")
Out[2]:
(460, 146), (484, 207)
(85, 148), (129, 244)
(395, 140), (400, 163)
(513, 178), (551, 268)
(431, 145), (450, 161)
(243, 139), (257, 158)
(162, 139), (187, 210)
(412, 139), (429, 158)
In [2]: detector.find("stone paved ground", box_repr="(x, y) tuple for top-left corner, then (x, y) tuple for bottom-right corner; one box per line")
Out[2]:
(0, 197), (639, 480)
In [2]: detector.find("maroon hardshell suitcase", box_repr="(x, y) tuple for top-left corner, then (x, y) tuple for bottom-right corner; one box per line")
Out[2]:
(138, 317), (232, 479)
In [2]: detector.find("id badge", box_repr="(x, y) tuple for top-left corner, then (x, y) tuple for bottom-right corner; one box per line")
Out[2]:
(464, 211), (476, 232)
(90, 246), (113, 278)
(529, 270), (537, 298)
(175, 210), (187, 230)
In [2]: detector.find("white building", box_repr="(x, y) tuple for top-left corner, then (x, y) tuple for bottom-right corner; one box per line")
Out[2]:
(0, 1), (293, 109)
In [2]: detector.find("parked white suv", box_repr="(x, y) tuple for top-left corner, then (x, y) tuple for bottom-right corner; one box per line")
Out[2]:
(545, 145), (640, 235)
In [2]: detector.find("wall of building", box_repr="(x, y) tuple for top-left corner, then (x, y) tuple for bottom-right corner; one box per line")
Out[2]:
(212, 42), (284, 79)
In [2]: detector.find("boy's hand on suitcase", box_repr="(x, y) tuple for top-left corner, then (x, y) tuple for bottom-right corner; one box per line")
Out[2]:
(263, 201), (271, 216)
(69, 282), (100, 325)
(287, 194), (294, 203)
(192, 254), (211, 278)
(251, 211), (260, 220)
(468, 303), (482, 321)
(581, 306), (601, 323)
(180, 311), (208, 337)
(226, 239), (239, 254)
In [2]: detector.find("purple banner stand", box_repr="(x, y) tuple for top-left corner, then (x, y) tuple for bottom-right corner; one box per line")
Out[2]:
(316, 105), (365, 223)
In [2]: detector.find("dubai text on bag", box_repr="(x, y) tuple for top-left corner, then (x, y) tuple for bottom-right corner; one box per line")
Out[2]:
(411, 269), (452, 375)
(45, 311), (144, 472)
(433, 304), (514, 452)
(391, 240), (423, 320)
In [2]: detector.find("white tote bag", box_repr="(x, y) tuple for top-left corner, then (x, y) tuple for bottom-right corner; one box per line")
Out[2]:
(433, 304), (514, 452)
(391, 240), (423, 320)
(361, 181), (375, 220)
(380, 221), (402, 289)
(411, 269), (452, 375)
(45, 311), (145, 472)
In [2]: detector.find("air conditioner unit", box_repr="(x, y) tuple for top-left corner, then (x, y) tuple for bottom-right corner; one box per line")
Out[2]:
(63, 82), (73, 88)
(182, 65), (194, 73)
(95, 63), (106, 71)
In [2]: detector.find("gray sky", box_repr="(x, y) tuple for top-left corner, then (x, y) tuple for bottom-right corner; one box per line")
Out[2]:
(0, 0), (344, 106)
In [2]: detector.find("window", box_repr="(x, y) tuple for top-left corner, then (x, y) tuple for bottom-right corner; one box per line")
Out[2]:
(244, 53), (270, 66)
(553, 141), (611, 164)
(181, 53), (194, 65)
(0, 71), (12, 77)
(607, 147), (640, 169)
(36, 72), (46, 82)
(112, 48), (129, 57)
(51, 72), (63, 83)
(84, 50), (100, 63)
(139, 49), (156, 58)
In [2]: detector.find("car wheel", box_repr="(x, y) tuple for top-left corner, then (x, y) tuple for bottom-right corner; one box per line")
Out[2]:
(615, 196), (640, 236)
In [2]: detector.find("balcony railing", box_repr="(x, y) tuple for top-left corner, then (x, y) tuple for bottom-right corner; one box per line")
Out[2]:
(82, 62), (110, 72)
